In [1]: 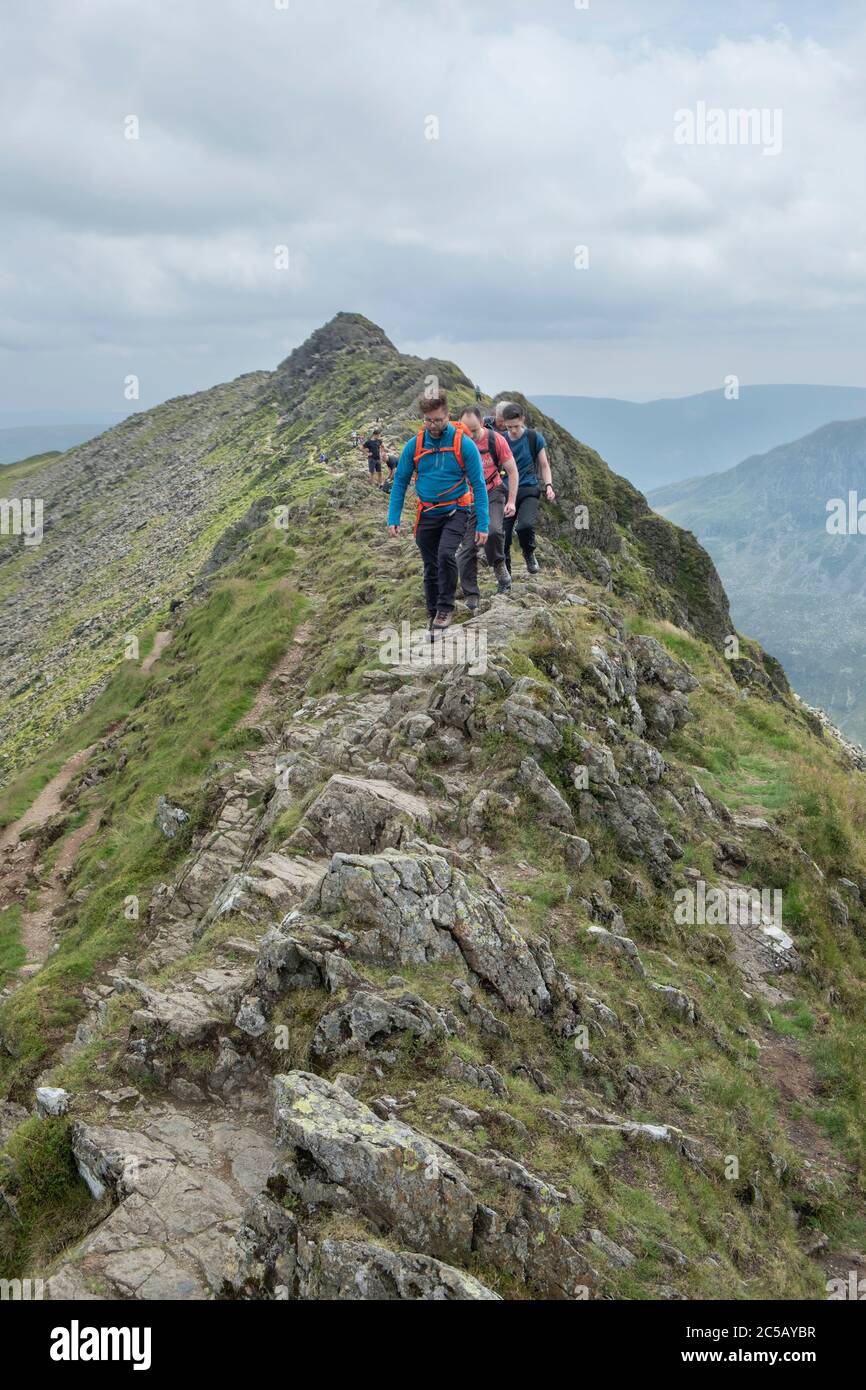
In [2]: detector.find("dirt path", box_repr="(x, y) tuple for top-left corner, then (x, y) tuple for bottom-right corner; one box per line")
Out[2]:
(141, 629), (172, 674)
(0, 744), (96, 853)
(0, 744), (102, 978)
(18, 807), (101, 967)
(238, 619), (312, 730)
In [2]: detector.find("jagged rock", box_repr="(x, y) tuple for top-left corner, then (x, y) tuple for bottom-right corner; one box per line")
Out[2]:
(443, 1056), (508, 1097)
(466, 788), (514, 838)
(499, 695), (562, 753)
(155, 795), (190, 840)
(450, 980), (511, 1039)
(287, 774), (432, 855)
(312, 850), (552, 1015)
(271, 1072), (478, 1263)
(296, 1238), (500, 1300)
(254, 921), (360, 1002)
(558, 832), (592, 869)
(311, 989), (455, 1061)
(235, 995), (268, 1038)
(208, 1038), (259, 1103)
(585, 925), (646, 977)
(650, 984), (697, 1024)
(517, 756), (575, 830)
(584, 642), (637, 706)
(629, 636), (699, 694)
(49, 1112), (275, 1299)
(438, 1143), (593, 1299)
(224, 1194), (498, 1301)
(590, 1227), (636, 1268)
(579, 781), (682, 883)
(35, 1086), (70, 1118)
(718, 877), (803, 1000)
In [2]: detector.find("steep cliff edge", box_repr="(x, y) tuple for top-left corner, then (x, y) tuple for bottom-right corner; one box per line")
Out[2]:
(0, 316), (864, 1301)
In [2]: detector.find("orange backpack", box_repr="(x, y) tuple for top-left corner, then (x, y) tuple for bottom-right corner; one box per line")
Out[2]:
(411, 422), (472, 533)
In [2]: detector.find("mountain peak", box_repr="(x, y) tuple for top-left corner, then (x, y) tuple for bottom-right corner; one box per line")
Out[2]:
(275, 312), (396, 376)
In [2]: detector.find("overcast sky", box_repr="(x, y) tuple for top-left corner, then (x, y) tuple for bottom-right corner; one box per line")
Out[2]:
(2, 0), (864, 414)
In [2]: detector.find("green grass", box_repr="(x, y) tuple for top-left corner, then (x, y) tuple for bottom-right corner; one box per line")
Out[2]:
(0, 536), (306, 1095)
(0, 904), (25, 984)
(0, 1117), (101, 1277)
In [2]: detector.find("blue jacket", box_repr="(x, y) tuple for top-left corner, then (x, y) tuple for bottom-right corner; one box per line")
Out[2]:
(387, 424), (490, 531)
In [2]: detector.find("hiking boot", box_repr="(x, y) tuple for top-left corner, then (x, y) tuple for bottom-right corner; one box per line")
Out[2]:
(465, 595), (479, 614)
(432, 610), (453, 633)
(496, 575), (512, 595)
(425, 613), (437, 641)
(525, 551), (540, 575)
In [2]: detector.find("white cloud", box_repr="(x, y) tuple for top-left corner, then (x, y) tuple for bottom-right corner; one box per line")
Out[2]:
(0, 0), (864, 410)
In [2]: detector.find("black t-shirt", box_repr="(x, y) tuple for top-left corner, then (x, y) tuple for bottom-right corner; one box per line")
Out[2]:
(364, 438), (383, 461)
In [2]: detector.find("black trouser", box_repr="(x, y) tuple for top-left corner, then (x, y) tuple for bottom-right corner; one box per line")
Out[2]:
(415, 506), (470, 616)
(503, 484), (540, 570)
(456, 488), (508, 598)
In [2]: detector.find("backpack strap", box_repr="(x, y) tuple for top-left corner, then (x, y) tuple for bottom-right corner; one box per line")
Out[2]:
(452, 422), (466, 472)
(526, 428), (540, 463)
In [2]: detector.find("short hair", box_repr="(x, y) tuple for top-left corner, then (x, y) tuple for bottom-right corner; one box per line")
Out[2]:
(459, 404), (482, 422)
(494, 399), (514, 416)
(501, 403), (525, 422)
(372, 428), (381, 436)
(419, 391), (448, 415)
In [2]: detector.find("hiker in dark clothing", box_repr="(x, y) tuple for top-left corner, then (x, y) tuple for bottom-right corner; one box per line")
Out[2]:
(483, 399), (513, 432)
(364, 429), (385, 487)
(387, 392), (488, 634)
(500, 404), (555, 575)
(455, 404), (518, 606)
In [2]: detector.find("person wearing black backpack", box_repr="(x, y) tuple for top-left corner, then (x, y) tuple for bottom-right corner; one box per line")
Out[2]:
(455, 404), (519, 607)
(500, 403), (555, 575)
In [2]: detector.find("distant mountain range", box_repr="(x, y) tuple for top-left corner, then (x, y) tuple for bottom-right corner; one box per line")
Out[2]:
(535, 385), (866, 492)
(650, 416), (866, 743)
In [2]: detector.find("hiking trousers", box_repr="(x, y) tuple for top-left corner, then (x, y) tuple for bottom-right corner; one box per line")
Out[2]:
(504, 483), (541, 570)
(415, 506), (470, 616)
(456, 488), (508, 599)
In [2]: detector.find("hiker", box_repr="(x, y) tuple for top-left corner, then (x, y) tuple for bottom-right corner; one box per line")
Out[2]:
(455, 404), (518, 606)
(500, 403), (555, 575)
(363, 429), (385, 487)
(474, 383), (483, 402)
(384, 452), (398, 491)
(387, 391), (488, 634)
(483, 399), (513, 432)
(350, 429), (360, 446)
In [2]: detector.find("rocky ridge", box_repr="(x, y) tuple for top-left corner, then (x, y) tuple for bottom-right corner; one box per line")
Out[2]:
(1, 315), (865, 1300)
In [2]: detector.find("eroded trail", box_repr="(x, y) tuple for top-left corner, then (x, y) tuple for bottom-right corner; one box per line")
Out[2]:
(0, 745), (100, 978)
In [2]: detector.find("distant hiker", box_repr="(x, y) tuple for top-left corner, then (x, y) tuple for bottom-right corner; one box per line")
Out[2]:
(385, 452), (398, 489)
(500, 403), (555, 575)
(319, 449), (329, 463)
(387, 392), (488, 634)
(364, 429), (385, 487)
(455, 404), (518, 605)
(350, 429), (360, 446)
(474, 383), (483, 402)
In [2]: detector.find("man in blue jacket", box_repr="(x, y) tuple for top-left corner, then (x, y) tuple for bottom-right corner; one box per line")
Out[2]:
(388, 391), (489, 634)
